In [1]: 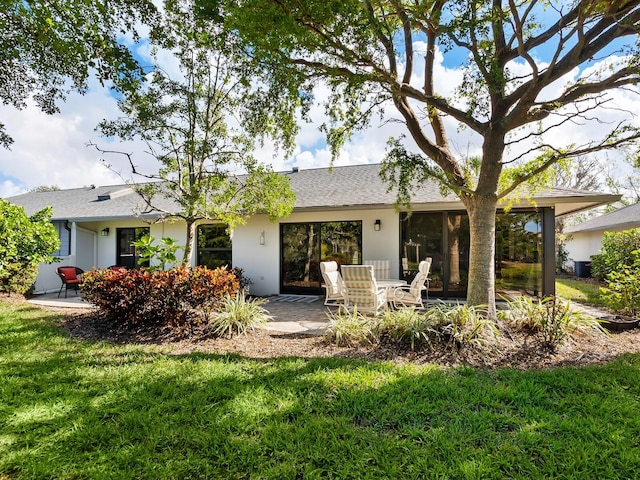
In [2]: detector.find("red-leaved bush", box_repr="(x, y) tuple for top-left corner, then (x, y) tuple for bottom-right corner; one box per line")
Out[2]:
(81, 266), (240, 328)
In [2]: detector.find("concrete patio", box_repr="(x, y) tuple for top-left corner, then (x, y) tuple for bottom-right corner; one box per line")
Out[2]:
(28, 292), (94, 310)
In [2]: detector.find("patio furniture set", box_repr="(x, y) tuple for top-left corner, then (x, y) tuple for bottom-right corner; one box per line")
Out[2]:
(320, 259), (432, 314)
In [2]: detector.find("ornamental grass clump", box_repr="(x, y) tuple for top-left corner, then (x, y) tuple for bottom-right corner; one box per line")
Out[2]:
(422, 302), (499, 351)
(210, 293), (271, 338)
(378, 308), (437, 351)
(500, 295), (606, 352)
(324, 307), (379, 347)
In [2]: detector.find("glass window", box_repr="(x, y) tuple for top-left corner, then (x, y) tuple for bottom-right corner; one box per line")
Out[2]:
(197, 224), (232, 269)
(51, 221), (71, 257)
(400, 212), (469, 297)
(401, 210), (542, 299)
(116, 227), (150, 269)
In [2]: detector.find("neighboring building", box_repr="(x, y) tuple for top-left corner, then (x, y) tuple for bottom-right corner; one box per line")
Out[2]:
(565, 202), (640, 267)
(7, 164), (618, 298)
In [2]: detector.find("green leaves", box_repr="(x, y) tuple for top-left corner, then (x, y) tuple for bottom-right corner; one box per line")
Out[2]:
(0, 200), (60, 293)
(132, 234), (183, 271)
(1, 0), (158, 146)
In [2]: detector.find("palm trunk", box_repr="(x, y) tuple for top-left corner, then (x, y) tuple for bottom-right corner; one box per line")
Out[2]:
(466, 194), (498, 319)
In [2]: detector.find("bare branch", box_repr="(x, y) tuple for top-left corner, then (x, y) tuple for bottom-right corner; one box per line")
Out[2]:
(499, 129), (640, 198)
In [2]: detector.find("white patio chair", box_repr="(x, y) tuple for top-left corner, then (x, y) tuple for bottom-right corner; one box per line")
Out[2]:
(391, 258), (432, 309)
(320, 261), (346, 306)
(364, 260), (390, 280)
(341, 264), (388, 314)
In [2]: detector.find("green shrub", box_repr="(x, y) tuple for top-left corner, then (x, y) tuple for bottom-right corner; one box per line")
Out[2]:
(587, 229), (640, 313)
(324, 308), (379, 347)
(600, 251), (640, 316)
(0, 200), (59, 294)
(590, 253), (606, 281)
(501, 295), (605, 351)
(379, 308), (436, 351)
(209, 293), (271, 338)
(591, 228), (640, 280)
(81, 266), (239, 329)
(0, 262), (39, 295)
(132, 234), (183, 271)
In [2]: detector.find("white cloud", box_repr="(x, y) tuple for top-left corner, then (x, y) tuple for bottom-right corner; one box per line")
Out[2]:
(0, 179), (25, 198)
(0, 89), (124, 191)
(2, 39), (638, 197)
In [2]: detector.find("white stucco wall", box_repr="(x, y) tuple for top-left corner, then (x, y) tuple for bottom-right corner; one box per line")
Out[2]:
(565, 225), (637, 268)
(92, 220), (190, 269)
(34, 257), (76, 294)
(75, 227), (96, 272)
(565, 230), (605, 265)
(233, 208), (400, 296)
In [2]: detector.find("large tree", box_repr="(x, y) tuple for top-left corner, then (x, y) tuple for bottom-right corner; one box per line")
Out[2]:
(0, 0), (157, 148)
(223, 0), (640, 317)
(96, 0), (296, 265)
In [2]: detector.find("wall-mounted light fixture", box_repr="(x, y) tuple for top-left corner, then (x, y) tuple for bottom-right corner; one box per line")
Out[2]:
(374, 219), (381, 231)
(259, 230), (265, 245)
(101, 228), (110, 237)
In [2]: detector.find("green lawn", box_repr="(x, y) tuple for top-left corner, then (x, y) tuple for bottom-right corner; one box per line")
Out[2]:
(2, 301), (640, 479)
(556, 278), (606, 307)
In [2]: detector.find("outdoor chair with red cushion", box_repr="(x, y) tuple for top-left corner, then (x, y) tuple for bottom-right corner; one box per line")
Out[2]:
(56, 266), (84, 298)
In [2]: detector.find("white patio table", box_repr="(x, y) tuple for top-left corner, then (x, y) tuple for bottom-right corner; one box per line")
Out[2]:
(377, 279), (407, 307)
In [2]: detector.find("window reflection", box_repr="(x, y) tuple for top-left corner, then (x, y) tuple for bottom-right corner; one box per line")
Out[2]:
(401, 211), (542, 299)
(281, 221), (362, 294)
(495, 212), (542, 297)
(197, 224), (232, 269)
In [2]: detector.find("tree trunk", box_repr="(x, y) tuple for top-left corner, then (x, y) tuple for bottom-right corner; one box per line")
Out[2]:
(465, 194), (499, 319)
(182, 219), (196, 267)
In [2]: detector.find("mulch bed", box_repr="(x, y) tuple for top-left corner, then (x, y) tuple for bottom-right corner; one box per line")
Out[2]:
(60, 308), (640, 371)
(8, 294), (640, 370)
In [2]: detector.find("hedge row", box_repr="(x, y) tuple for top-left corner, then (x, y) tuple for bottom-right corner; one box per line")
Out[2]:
(81, 266), (239, 328)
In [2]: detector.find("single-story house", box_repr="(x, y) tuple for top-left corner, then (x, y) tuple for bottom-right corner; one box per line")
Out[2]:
(6, 163), (618, 298)
(565, 201), (640, 268)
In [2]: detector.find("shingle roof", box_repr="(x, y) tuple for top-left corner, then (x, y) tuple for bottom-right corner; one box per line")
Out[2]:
(566, 202), (640, 233)
(6, 184), (175, 221)
(285, 163), (457, 208)
(6, 163), (620, 220)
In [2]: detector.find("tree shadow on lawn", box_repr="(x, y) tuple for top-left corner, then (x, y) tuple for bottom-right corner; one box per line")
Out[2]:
(2, 306), (640, 478)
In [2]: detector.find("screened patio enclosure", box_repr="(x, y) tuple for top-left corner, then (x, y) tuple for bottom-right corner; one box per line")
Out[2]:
(400, 210), (545, 299)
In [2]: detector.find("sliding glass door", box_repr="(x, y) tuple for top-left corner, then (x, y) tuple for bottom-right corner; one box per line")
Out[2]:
(281, 221), (362, 294)
(400, 212), (470, 298)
